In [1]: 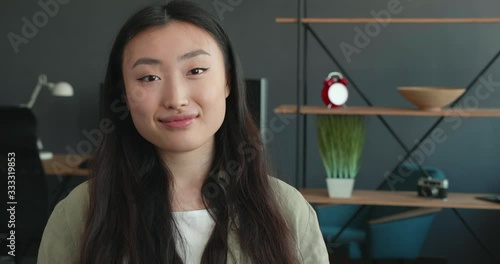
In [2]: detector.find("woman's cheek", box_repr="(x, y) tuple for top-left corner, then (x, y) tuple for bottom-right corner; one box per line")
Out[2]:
(126, 87), (149, 109)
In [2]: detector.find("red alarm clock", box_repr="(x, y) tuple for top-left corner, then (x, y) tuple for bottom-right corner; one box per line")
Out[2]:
(321, 72), (349, 108)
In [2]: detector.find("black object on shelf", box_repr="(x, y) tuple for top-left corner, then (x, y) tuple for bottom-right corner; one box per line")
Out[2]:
(476, 195), (500, 204)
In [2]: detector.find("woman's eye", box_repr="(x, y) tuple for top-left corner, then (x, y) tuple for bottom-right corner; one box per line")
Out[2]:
(137, 75), (160, 82)
(188, 68), (208, 75)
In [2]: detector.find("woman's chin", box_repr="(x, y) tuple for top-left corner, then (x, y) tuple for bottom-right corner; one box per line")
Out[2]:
(155, 138), (213, 155)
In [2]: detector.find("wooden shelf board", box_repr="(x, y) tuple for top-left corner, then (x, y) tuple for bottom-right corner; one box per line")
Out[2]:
(301, 189), (500, 210)
(276, 17), (500, 24)
(274, 104), (500, 117)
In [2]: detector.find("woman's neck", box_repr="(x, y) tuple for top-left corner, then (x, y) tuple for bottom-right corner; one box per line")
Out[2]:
(157, 138), (214, 211)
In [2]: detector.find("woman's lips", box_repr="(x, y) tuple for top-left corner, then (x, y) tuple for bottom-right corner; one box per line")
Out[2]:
(159, 114), (198, 128)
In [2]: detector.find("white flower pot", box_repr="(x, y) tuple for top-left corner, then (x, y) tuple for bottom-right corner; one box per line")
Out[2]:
(326, 178), (355, 198)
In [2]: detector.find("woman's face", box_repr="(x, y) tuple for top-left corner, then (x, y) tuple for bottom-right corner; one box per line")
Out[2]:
(122, 21), (230, 154)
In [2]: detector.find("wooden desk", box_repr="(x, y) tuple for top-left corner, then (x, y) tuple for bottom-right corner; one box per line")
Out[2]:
(301, 189), (500, 210)
(42, 154), (90, 176)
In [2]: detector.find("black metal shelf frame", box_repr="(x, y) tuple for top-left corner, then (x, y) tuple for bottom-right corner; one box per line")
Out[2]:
(290, 0), (500, 262)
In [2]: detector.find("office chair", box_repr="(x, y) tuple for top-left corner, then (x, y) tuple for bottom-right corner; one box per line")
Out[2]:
(316, 164), (444, 262)
(0, 106), (49, 263)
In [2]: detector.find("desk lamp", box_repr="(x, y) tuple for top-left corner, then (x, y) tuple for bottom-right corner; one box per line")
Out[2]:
(21, 74), (74, 160)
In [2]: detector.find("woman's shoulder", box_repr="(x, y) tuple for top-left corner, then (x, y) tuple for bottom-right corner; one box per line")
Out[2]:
(51, 180), (90, 232)
(60, 181), (90, 228)
(58, 181), (90, 216)
(37, 181), (90, 264)
(268, 176), (304, 204)
(267, 176), (330, 263)
(64, 181), (90, 203)
(268, 176), (311, 220)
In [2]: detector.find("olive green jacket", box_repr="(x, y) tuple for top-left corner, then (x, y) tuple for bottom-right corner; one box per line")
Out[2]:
(37, 177), (329, 263)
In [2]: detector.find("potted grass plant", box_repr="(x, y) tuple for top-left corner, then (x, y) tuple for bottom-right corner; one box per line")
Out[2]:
(316, 115), (365, 198)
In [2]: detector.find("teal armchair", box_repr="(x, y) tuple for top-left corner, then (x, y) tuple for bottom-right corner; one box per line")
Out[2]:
(366, 207), (441, 259)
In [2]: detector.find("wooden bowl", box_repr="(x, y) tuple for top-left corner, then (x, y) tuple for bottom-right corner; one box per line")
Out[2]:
(397, 87), (465, 111)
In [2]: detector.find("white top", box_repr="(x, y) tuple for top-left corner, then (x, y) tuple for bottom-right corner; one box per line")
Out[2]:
(172, 209), (215, 264)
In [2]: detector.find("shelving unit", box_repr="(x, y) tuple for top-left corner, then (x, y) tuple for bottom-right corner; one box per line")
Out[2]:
(275, 104), (500, 117)
(274, 2), (500, 262)
(300, 189), (500, 210)
(276, 17), (500, 24)
(274, 1), (500, 189)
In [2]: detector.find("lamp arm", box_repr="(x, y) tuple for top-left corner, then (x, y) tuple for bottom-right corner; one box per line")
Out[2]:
(25, 74), (48, 109)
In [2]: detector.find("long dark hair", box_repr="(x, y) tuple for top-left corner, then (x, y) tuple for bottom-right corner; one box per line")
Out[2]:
(80, 1), (299, 263)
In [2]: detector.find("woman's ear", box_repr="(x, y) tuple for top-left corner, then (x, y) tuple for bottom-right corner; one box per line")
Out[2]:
(225, 72), (231, 98)
(225, 84), (230, 98)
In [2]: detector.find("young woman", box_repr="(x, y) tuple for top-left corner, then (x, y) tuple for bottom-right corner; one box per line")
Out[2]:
(37, 1), (328, 263)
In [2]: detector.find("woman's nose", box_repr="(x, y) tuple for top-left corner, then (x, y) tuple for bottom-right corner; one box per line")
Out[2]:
(162, 77), (189, 110)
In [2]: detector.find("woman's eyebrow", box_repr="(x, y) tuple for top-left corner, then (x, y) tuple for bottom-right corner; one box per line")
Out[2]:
(132, 57), (162, 69)
(131, 50), (210, 69)
(178, 49), (210, 61)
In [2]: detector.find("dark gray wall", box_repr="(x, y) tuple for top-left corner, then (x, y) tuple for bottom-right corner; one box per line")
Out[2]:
(2, 0), (500, 263)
